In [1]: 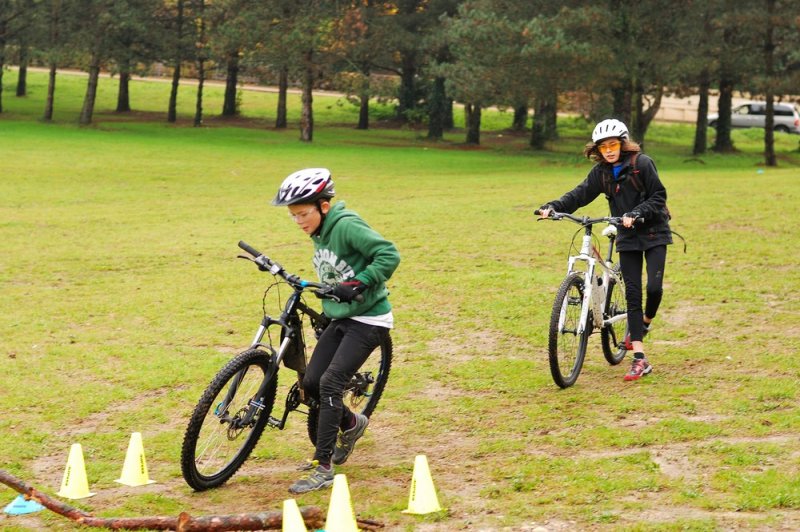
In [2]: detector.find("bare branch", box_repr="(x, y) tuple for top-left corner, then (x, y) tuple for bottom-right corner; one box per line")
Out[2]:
(0, 469), (384, 531)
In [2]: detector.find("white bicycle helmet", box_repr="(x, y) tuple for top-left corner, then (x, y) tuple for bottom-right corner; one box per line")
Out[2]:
(592, 119), (629, 143)
(272, 168), (336, 206)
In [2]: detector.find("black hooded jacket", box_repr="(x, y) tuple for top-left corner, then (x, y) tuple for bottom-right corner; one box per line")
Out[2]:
(545, 153), (672, 252)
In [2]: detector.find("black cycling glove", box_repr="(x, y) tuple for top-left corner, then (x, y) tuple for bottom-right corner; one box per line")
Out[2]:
(329, 280), (367, 303)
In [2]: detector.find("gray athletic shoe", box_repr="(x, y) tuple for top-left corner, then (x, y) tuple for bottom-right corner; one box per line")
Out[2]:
(332, 413), (369, 465)
(288, 462), (334, 494)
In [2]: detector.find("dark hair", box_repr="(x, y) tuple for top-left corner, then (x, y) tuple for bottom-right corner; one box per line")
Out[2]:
(583, 138), (641, 163)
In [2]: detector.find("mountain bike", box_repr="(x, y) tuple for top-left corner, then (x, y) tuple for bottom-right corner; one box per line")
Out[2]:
(535, 210), (635, 388)
(180, 241), (392, 491)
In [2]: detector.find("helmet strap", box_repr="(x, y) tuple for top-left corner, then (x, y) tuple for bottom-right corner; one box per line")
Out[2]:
(311, 199), (328, 237)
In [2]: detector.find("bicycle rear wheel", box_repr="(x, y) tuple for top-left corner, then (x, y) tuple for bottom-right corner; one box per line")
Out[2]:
(601, 272), (628, 365)
(548, 273), (590, 388)
(181, 348), (277, 491)
(307, 333), (393, 444)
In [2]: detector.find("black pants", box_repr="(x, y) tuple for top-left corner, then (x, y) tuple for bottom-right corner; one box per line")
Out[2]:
(302, 318), (388, 464)
(618, 245), (667, 343)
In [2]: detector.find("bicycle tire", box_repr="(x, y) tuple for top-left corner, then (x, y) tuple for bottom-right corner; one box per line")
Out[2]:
(307, 333), (393, 445)
(181, 348), (278, 491)
(548, 273), (590, 388)
(601, 272), (628, 365)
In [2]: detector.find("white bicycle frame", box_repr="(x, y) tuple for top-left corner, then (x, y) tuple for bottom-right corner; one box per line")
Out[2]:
(561, 224), (627, 336)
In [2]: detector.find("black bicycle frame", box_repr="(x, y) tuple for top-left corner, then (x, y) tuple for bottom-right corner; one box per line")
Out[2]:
(217, 287), (328, 431)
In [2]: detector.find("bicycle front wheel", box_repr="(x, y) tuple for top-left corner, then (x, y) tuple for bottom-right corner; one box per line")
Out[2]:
(181, 348), (278, 491)
(548, 273), (590, 388)
(307, 333), (393, 445)
(601, 272), (628, 365)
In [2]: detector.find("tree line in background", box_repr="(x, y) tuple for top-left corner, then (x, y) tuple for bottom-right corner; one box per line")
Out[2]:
(0, 0), (798, 164)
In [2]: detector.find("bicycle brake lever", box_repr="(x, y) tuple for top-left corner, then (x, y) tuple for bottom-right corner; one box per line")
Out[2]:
(237, 254), (273, 273)
(314, 286), (341, 303)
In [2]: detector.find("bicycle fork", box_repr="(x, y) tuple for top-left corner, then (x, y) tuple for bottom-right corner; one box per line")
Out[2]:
(213, 317), (294, 430)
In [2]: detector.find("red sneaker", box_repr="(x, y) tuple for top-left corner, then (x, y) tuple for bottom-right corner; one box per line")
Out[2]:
(624, 357), (652, 381)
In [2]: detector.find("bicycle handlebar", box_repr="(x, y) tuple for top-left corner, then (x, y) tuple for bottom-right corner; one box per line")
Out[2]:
(237, 241), (363, 303)
(534, 210), (643, 226)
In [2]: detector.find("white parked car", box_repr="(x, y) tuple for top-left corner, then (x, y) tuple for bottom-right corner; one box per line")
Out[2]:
(708, 101), (800, 134)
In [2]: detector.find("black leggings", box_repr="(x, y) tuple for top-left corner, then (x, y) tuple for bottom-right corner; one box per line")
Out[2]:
(302, 318), (388, 464)
(618, 246), (667, 343)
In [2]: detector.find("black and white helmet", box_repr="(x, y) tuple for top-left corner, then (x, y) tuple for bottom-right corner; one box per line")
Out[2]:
(272, 168), (336, 206)
(592, 119), (629, 144)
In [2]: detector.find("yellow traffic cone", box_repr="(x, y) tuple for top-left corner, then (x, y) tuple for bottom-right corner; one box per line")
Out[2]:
(324, 474), (358, 532)
(402, 454), (442, 515)
(282, 499), (308, 532)
(115, 432), (156, 487)
(56, 443), (95, 499)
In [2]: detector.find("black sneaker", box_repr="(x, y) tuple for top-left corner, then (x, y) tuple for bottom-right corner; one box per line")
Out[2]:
(288, 461), (334, 494)
(332, 413), (369, 465)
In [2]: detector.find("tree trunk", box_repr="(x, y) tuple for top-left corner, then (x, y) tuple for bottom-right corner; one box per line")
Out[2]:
(193, 0), (206, 128)
(512, 105), (528, 131)
(116, 62), (131, 112)
(543, 89), (558, 140)
(530, 101), (547, 149)
(300, 50), (313, 142)
(765, 95), (776, 165)
(632, 85), (662, 150)
(611, 81), (632, 126)
(79, 53), (101, 125)
(194, 59), (205, 127)
(692, 70), (710, 155)
(168, 61), (181, 122)
(43, 62), (57, 121)
(275, 65), (287, 128)
(427, 76), (446, 139)
(357, 65), (370, 130)
(167, 0), (184, 123)
(222, 50), (239, 116)
(713, 78), (735, 152)
(16, 43), (28, 96)
(530, 94), (557, 149)
(396, 52), (417, 122)
(763, 0), (776, 167)
(358, 93), (369, 130)
(465, 103), (481, 145)
(0, 27), (6, 114)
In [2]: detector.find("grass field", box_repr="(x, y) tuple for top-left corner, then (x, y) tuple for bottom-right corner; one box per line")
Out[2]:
(1, 69), (799, 531)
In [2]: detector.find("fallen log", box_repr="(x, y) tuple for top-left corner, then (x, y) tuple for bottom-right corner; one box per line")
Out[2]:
(0, 469), (383, 530)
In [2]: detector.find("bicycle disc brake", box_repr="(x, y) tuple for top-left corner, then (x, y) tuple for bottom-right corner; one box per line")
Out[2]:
(349, 371), (375, 398)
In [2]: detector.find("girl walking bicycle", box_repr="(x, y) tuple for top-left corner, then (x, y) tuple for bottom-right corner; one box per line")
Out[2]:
(539, 119), (672, 381)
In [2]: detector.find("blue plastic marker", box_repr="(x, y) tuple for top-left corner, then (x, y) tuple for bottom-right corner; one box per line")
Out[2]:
(3, 494), (45, 515)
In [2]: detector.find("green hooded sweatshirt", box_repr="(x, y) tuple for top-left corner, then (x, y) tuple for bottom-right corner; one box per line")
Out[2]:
(311, 202), (400, 320)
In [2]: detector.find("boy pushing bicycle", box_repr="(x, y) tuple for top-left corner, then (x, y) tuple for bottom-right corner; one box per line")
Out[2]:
(271, 168), (400, 494)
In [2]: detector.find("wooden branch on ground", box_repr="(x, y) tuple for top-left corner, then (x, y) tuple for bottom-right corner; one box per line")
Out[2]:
(0, 469), (383, 530)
